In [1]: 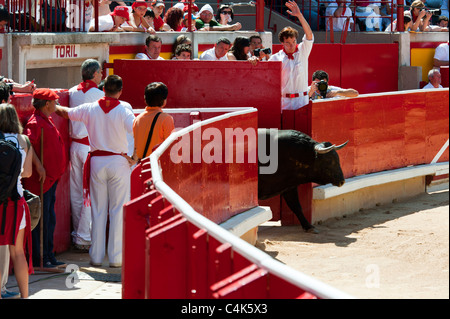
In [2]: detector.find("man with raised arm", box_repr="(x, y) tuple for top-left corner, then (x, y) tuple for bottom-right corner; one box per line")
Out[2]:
(269, 0), (314, 111)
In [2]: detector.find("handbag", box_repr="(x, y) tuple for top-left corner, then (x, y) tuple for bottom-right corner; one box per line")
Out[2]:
(23, 190), (41, 231)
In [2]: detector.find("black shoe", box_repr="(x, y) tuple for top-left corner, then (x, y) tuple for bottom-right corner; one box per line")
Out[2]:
(43, 261), (56, 268)
(50, 258), (67, 267)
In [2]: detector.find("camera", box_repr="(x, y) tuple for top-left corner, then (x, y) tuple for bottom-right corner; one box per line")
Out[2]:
(254, 47), (271, 57)
(316, 80), (328, 98)
(428, 9), (441, 16)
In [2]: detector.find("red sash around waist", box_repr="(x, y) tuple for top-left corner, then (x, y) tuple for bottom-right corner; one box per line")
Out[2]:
(82, 150), (121, 207)
(72, 136), (90, 146)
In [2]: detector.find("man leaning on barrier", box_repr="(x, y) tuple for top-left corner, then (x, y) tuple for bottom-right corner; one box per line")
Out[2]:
(308, 70), (359, 100)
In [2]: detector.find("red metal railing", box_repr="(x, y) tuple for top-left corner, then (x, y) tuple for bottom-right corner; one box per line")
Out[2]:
(1, 0), (266, 32)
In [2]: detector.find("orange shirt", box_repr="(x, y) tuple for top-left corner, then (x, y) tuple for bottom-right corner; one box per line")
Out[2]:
(133, 107), (175, 159)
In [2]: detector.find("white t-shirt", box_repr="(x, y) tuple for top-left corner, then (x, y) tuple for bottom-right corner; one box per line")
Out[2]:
(422, 82), (443, 89)
(269, 34), (314, 111)
(68, 100), (135, 154)
(68, 85), (105, 140)
(434, 42), (449, 62)
(135, 52), (165, 60)
(199, 47), (229, 61)
(326, 2), (354, 31)
(89, 14), (115, 32)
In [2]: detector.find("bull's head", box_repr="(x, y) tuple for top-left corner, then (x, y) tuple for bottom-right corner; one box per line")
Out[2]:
(313, 140), (348, 187)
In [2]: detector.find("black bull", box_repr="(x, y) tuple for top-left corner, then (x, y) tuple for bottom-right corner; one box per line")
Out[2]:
(258, 129), (347, 233)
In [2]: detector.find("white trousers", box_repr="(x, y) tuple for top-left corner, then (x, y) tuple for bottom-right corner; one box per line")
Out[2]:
(89, 155), (131, 265)
(70, 142), (91, 245)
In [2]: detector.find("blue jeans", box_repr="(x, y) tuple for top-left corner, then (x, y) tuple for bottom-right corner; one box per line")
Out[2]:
(32, 181), (58, 265)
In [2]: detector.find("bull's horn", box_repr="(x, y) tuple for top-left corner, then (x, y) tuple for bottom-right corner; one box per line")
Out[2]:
(334, 140), (348, 151)
(314, 143), (335, 154)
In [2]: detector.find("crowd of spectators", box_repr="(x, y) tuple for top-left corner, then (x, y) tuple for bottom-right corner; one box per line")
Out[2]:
(1, 1), (449, 33)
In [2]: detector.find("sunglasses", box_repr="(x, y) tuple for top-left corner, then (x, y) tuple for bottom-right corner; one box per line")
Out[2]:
(221, 11), (232, 14)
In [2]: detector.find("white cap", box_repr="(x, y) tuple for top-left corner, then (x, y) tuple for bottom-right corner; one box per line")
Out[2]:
(154, 1), (165, 8)
(173, 2), (185, 10)
(199, 4), (214, 15)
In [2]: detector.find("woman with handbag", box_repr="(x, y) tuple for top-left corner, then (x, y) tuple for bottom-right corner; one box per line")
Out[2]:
(0, 103), (35, 299)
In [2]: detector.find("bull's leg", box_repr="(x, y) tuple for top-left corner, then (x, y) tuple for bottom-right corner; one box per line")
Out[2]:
(282, 188), (317, 233)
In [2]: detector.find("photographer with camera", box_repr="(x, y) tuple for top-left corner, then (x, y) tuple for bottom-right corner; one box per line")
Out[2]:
(308, 70), (359, 100)
(249, 35), (271, 61)
(408, 0), (435, 31)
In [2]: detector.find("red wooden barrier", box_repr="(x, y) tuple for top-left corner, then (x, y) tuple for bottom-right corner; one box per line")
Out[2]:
(272, 43), (399, 94)
(113, 60), (282, 129)
(310, 90), (449, 180)
(11, 91), (71, 253)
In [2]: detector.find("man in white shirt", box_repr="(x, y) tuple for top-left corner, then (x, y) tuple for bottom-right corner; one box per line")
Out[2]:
(68, 59), (105, 252)
(433, 41), (449, 68)
(88, 5), (129, 32)
(199, 37), (232, 61)
(423, 69), (444, 89)
(135, 34), (165, 60)
(326, 0), (354, 31)
(268, 1), (314, 111)
(56, 75), (136, 268)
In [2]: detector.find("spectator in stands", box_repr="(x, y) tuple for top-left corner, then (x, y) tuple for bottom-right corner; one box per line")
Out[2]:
(153, 1), (171, 31)
(122, 1), (156, 33)
(434, 41), (449, 67)
(180, 12), (197, 31)
(423, 69), (444, 88)
(325, 0), (355, 32)
(0, 102), (34, 299)
(380, 0), (397, 30)
(24, 89), (67, 269)
(215, 4), (235, 27)
(227, 36), (259, 65)
(136, 35), (164, 60)
(172, 35), (192, 58)
(355, 0), (382, 31)
(438, 15), (448, 27)
(133, 82), (175, 160)
(0, 4), (10, 32)
(423, 16), (449, 30)
(68, 59), (105, 253)
(195, 4), (241, 31)
(199, 37), (232, 61)
(385, 11), (413, 31)
(268, 1), (313, 111)
(164, 6), (184, 31)
(88, 5), (129, 32)
(308, 70), (359, 100)
(408, 0), (432, 31)
(144, 7), (155, 28)
(249, 35), (271, 60)
(55, 75), (136, 268)
(0, 77), (36, 93)
(173, 44), (192, 60)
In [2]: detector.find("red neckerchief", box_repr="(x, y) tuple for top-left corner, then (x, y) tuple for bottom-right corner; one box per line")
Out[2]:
(77, 80), (98, 93)
(283, 47), (298, 60)
(98, 96), (120, 114)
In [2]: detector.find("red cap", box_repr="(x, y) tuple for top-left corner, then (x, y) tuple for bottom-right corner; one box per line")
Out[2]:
(32, 88), (59, 101)
(132, 1), (148, 10)
(111, 6), (130, 21)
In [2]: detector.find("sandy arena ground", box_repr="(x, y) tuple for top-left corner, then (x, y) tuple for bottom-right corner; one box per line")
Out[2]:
(256, 188), (449, 299)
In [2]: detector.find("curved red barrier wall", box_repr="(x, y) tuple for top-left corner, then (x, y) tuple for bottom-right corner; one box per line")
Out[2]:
(11, 91), (71, 254)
